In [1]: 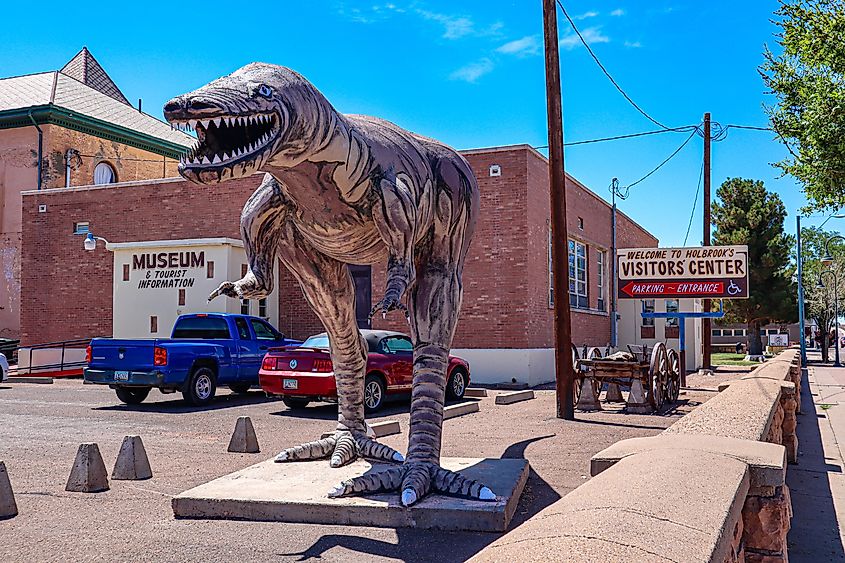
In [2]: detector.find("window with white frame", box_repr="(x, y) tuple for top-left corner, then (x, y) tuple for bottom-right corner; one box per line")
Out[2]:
(240, 299), (250, 315)
(73, 221), (89, 235)
(642, 300), (655, 326)
(666, 299), (679, 326)
(712, 329), (723, 337)
(569, 240), (588, 308)
(596, 249), (606, 312)
(93, 162), (116, 185)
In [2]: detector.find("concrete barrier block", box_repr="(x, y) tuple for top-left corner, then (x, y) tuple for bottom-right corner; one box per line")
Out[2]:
(0, 461), (17, 519)
(495, 390), (535, 405)
(66, 443), (109, 493)
(370, 420), (401, 438)
(6, 377), (53, 384)
(112, 436), (152, 480)
(228, 416), (260, 453)
(605, 383), (624, 402)
(625, 379), (651, 414)
(464, 388), (488, 398)
(444, 401), (480, 420)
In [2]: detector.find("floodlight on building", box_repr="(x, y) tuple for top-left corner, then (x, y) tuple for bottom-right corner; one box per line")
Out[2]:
(83, 232), (111, 251)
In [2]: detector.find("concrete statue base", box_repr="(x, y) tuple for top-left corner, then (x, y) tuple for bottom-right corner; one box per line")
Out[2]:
(172, 457), (529, 532)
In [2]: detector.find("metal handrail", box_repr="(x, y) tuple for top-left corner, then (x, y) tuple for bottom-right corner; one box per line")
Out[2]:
(9, 337), (102, 376)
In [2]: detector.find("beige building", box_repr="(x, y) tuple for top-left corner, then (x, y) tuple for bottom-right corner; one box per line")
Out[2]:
(109, 238), (280, 339)
(0, 47), (191, 339)
(618, 298), (703, 372)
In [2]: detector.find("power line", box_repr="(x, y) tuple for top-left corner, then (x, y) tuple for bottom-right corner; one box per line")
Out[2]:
(555, 0), (669, 130)
(683, 161), (705, 246)
(616, 128), (698, 198)
(533, 124), (699, 150)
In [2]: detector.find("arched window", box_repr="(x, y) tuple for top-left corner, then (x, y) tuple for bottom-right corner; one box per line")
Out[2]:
(93, 162), (116, 185)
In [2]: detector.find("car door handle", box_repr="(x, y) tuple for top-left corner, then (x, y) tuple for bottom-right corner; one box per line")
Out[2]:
(259, 346), (268, 351)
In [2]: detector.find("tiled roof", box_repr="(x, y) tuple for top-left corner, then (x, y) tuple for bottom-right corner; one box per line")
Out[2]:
(60, 47), (130, 105)
(0, 51), (192, 149)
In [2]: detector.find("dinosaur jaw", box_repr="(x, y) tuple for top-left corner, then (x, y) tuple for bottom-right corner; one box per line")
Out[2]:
(168, 112), (281, 183)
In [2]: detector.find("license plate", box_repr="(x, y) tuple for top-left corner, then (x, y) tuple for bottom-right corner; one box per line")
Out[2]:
(114, 370), (130, 381)
(283, 379), (298, 390)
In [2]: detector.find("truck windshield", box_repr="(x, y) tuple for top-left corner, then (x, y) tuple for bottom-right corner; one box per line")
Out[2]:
(172, 317), (231, 339)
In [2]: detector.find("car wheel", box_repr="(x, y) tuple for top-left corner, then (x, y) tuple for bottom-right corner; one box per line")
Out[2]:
(182, 366), (217, 406)
(446, 369), (467, 400)
(115, 386), (151, 405)
(229, 383), (252, 395)
(282, 398), (310, 410)
(364, 374), (385, 413)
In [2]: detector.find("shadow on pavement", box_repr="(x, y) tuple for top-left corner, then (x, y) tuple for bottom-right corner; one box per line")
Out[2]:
(269, 398), (479, 421)
(787, 366), (845, 562)
(277, 435), (560, 562)
(91, 390), (276, 413)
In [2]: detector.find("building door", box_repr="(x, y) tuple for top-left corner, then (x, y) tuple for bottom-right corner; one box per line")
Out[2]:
(349, 265), (372, 329)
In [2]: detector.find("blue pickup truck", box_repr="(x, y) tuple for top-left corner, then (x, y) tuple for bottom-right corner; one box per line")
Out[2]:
(84, 313), (301, 406)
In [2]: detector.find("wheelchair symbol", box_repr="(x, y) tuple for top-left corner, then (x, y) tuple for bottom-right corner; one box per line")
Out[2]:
(727, 280), (742, 296)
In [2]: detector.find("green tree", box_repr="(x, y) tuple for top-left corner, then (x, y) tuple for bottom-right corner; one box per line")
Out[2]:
(711, 178), (796, 356)
(760, 0), (845, 211)
(800, 226), (845, 362)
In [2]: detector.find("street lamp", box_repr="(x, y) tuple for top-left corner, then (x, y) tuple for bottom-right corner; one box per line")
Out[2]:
(83, 232), (111, 251)
(818, 269), (841, 367)
(822, 233), (845, 266)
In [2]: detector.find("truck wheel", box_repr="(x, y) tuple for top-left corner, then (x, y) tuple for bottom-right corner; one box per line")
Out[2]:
(282, 398), (310, 410)
(364, 374), (385, 413)
(229, 383), (252, 395)
(446, 369), (467, 401)
(183, 366), (217, 406)
(115, 386), (150, 405)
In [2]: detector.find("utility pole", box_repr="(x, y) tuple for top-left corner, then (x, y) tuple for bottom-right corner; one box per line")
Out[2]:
(611, 178), (619, 349)
(702, 112), (712, 371)
(543, 0), (575, 420)
(797, 215), (807, 367)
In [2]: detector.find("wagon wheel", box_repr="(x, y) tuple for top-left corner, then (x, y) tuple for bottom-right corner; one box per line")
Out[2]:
(572, 344), (582, 403)
(648, 342), (669, 410)
(666, 348), (681, 403)
(586, 347), (603, 398)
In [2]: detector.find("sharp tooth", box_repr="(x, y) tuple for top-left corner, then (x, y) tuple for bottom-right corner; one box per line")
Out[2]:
(223, 152), (231, 161)
(227, 116), (235, 126)
(211, 117), (220, 127)
(202, 156), (211, 165)
(213, 154), (221, 164)
(188, 119), (196, 129)
(199, 119), (209, 129)
(236, 116), (244, 126)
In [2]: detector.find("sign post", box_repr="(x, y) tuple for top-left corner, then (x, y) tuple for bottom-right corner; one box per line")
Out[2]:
(617, 245), (749, 385)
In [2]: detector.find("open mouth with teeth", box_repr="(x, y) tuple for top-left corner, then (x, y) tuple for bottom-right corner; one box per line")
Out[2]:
(170, 113), (280, 169)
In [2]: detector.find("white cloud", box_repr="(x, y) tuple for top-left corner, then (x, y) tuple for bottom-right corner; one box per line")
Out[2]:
(496, 35), (541, 57)
(624, 40), (642, 48)
(574, 11), (600, 20)
(450, 58), (494, 83)
(559, 27), (610, 50)
(417, 10), (475, 39)
(610, 8), (625, 16)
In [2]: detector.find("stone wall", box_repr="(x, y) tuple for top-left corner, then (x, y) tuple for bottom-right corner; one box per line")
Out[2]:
(473, 349), (802, 562)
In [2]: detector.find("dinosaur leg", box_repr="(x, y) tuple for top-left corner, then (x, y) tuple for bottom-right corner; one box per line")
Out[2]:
(331, 167), (493, 505)
(271, 222), (402, 467)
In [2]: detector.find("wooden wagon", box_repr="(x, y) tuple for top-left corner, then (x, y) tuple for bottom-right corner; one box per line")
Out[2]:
(572, 342), (681, 410)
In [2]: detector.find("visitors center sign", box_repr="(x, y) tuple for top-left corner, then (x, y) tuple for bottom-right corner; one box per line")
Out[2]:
(617, 245), (749, 299)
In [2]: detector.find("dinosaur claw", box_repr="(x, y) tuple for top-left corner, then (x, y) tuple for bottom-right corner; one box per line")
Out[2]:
(401, 489), (418, 506)
(479, 486), (496, 501)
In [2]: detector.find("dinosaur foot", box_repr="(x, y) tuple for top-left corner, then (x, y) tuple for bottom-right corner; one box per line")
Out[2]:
(327, 460), (497, 506)
(274, 430), (404, 468)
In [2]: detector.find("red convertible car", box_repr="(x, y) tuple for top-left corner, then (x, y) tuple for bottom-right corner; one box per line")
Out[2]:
(259, 330), (470, 412)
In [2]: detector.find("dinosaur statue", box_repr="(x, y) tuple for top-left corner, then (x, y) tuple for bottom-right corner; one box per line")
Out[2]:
(164, 63), (493, 506)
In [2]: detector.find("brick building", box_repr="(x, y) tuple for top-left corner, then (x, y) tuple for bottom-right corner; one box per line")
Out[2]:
(20, 144), (661, 385)
(0, 48), (191, 338)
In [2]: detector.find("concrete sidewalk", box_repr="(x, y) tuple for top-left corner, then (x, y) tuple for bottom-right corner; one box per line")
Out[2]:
(787, 352), (845, 562)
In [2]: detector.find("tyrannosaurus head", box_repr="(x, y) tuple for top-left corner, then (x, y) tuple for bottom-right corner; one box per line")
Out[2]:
(164, 63), (320, 184)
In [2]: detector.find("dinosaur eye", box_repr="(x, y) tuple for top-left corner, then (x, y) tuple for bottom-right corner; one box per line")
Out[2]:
(257, 85), (273, 98)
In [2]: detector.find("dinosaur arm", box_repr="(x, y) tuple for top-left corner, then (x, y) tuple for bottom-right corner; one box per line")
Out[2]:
(371, 176), (417, 311)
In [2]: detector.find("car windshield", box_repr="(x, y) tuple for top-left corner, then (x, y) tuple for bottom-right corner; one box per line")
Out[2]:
(302, 335), (330, 349)
(172, 316), (230, 339)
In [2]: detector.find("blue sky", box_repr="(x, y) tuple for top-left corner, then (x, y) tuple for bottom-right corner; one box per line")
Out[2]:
(2, 0), (835, 243)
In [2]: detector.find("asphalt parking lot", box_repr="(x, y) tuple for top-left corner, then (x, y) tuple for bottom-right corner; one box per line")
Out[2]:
(0, 380), (714, 562)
